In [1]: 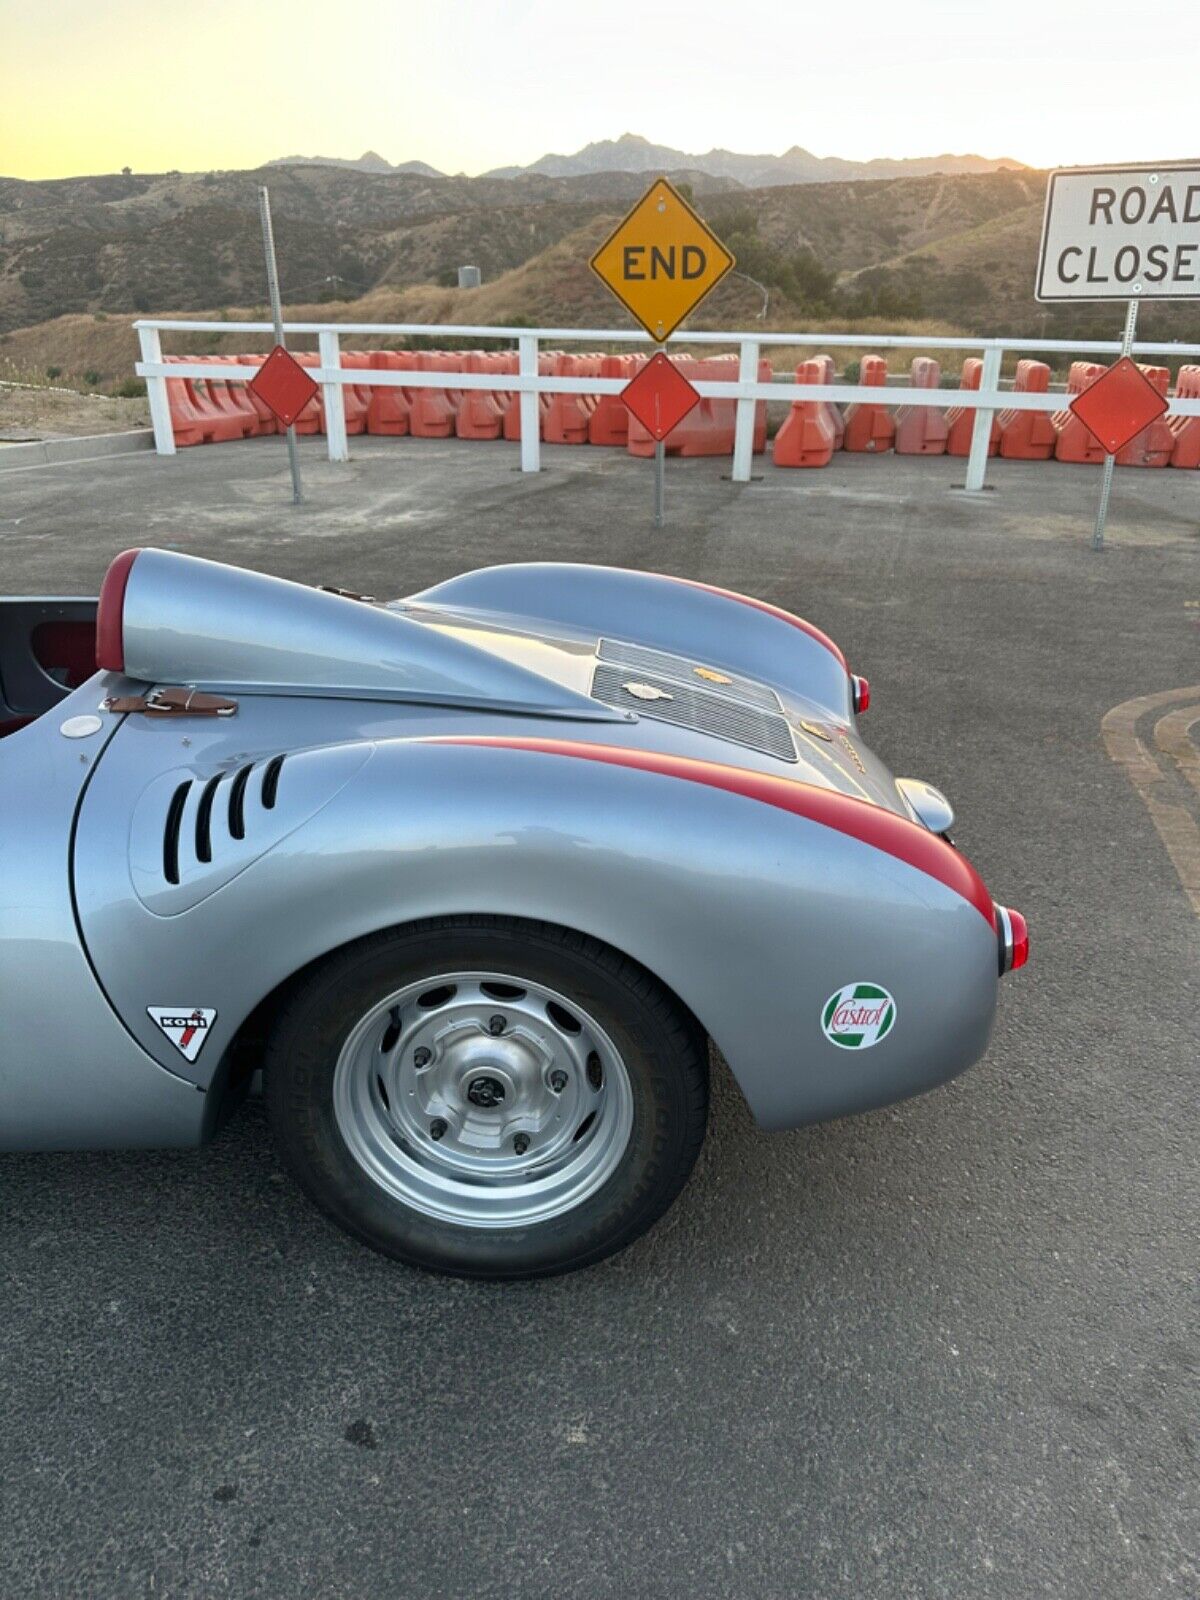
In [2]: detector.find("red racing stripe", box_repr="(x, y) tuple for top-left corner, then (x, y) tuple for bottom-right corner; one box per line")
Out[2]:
(665, 575), (848, 671)
(426, 737), (996, 927)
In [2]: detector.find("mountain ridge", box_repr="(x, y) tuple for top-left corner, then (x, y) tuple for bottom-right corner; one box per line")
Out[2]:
(267, 131), (1025, 186)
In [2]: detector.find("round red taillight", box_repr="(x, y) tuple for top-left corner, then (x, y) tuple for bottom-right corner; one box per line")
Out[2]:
(852, 674), (870, 714)
(996, 905), (1029, 975)
(1008, 909), (1029, 971)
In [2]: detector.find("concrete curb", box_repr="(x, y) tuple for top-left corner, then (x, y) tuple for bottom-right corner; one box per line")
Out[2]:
(0, 429), (155, 472)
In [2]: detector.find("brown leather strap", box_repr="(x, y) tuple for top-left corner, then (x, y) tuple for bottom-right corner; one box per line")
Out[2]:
(104, 687), (238, 717)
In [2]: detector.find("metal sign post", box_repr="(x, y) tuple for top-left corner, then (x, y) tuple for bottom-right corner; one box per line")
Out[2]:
(1091, 298), (1139, 550)
(257, 186), (303, 505)
(654, 440), (665, 528)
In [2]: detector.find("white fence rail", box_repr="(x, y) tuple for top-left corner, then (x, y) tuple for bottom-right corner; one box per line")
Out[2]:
(135, 319), (1200, 493)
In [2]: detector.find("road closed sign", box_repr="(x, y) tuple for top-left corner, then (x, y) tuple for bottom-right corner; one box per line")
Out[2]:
(590, 177), (735, 341)
(1036, 163), (1200, 302)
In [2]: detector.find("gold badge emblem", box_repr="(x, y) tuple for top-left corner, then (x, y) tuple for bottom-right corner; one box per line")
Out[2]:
(799, 719), (832, 742)
(838, 733), (867, 774)
(623, 682), (674, 702)
(694, 666), (733, 685)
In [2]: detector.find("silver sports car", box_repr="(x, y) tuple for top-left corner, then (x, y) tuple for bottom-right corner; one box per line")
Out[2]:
(0, 549), (1027, 1278)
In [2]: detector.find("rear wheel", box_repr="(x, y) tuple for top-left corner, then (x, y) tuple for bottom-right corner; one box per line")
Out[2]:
(264, 918), (708, 1279)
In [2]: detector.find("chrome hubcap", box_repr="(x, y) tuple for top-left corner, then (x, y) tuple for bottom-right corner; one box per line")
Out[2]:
(332, 972), (634, 1228)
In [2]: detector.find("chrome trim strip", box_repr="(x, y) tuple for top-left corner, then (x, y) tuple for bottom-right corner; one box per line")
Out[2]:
(995, 903), (1014, 974)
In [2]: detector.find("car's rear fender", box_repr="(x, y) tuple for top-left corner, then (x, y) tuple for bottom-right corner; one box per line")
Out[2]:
(75, 736), (999, 1131)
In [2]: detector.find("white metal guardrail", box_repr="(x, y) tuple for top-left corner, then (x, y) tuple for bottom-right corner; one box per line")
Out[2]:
(135, 320), (1200, 493)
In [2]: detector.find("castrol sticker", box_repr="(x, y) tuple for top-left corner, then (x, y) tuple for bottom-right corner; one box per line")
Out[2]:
(821, 983), (895, 1050)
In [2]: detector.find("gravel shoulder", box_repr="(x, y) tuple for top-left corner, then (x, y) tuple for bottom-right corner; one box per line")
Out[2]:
(0, 383), (149, 442)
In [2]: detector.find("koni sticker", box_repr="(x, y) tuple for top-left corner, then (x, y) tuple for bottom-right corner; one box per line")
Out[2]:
(147, 1006), (217, 1062)
(821, 984), (895, 1050)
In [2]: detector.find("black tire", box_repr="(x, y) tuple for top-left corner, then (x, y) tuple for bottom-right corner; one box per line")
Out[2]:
(264, 916), (709, 1280)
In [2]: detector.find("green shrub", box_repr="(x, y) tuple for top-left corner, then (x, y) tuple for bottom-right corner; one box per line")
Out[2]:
(83, 370), (101, 386)
(112, 377), (146, 398)
(45, 365), (62, 380)
(93, 312), (107, 322)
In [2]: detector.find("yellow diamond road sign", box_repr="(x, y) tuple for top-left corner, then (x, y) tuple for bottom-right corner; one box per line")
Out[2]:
(590, 177), (735, 342)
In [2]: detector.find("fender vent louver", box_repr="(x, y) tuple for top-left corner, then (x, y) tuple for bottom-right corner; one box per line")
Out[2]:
(261, 754), (285, 809)
(227, 763), (253, 841)
(163, 780), (191, 885)
(137, 746), (366, 915)
(591, 664), (798, 764)
(160, 756), (286, 885)
(194, 773), (222, 864)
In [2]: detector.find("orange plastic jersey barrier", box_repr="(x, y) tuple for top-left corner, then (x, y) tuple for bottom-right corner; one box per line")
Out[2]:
(773, 358), (838, 467)
(894, 358), (947, 455)
(1115, 366), (1173, 467)
(165, 356), (250, 444)
(808, 355), (844, 449)
(1169, 365), (1200, 468)
(503, 353), (554, 441)
(588, 354), (639, 446)
(363, 351), (411, 436)
(543, 354), (592, 445)
(210, 357), (266, 436)
(235, 355), (279, 436)
(1052, 363), (1107, 464)
(408, 353), (457, 438)
(455, 352), (505, 440)
(842, 356), (894, 453)
(998, 361), (1056, 460)
(337, 351), (377, 436)
(164, 356), (213, 447)
(945, 358), (999, 457)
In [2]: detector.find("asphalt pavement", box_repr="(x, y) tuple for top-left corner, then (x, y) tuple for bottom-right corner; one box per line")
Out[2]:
(1, 438), (1197, 1598)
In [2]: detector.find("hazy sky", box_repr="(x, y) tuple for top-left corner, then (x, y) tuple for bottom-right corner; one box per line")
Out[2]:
(3, 0), (1197, 179)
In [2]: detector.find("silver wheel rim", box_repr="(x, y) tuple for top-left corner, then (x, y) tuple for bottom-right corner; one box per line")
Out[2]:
(332, 970), (635, 1228)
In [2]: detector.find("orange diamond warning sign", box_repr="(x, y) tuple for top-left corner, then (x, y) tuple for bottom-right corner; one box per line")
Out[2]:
(1068, 356), (1169, 454)
(590, 178), (735, 342)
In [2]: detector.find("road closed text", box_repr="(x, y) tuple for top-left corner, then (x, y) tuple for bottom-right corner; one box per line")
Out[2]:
(1036, 166), (1200, 302)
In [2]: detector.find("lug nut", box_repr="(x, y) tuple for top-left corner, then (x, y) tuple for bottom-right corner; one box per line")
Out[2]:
(413, 1048), (432, 1068)
(513, 1133), (530, 1155)
(549, 1070), (568, 1093)
(488, 1015), (506, 1036)
(429, 1118), (448, 1141)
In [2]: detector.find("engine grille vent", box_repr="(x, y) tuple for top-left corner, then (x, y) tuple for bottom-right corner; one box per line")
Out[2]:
(597, 638), (782, 712)
(591, 664), (797, 763)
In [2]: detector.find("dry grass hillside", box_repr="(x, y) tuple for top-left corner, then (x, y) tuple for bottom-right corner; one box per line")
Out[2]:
(0, 163), (736, 333)
(0, 216), (972, 396)
(0, 160), (1079, 339)
(7, 161), (1196, 402)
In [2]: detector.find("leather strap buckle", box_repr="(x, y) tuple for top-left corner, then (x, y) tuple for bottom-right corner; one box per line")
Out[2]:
(104, 686), (238, 717)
